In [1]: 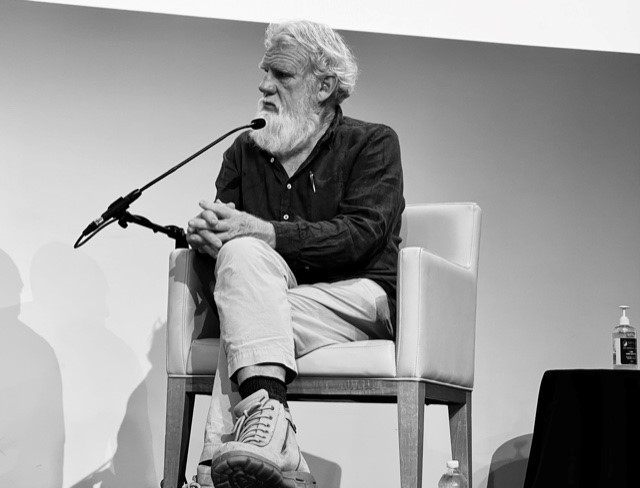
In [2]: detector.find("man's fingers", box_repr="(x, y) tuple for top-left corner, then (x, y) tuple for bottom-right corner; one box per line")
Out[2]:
(197, 229), (224, 250)
(199, 200), (234, 218)
(200, 244), (219, 259)
(187, 228), (223, 249)
(198, 199), (216, 211)
(215, 198), (236, 209)
(188, 219), (234, 237)
(211, 230), (233, 244)
(186, 232), (206, 253)
(188, 217), (207, 231)
(200, 210), (220, 227)
(188, 210), (220, 231)
(207, 220), (232, 232)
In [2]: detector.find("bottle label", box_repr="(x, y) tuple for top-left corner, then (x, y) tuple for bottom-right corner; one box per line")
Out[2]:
(621, 338), (637, 365)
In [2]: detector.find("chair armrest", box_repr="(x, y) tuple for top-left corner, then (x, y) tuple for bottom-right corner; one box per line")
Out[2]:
(396, 247), (478, 388)
(166, 249), (219, 374)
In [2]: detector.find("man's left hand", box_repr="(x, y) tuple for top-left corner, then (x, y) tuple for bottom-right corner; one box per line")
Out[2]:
(186, 200), (276, 258)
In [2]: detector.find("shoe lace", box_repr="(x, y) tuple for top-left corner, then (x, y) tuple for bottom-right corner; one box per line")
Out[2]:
(231, 400), (276, 445)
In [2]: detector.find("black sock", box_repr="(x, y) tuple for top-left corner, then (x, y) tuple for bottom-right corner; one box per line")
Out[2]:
(239, 375), (288, 408)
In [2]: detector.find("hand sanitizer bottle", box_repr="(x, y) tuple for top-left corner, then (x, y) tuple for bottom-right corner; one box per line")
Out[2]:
(613, 306), (638, 370)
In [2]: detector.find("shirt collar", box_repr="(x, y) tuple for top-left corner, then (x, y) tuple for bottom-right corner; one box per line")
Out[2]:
(318, 105), (343, 146)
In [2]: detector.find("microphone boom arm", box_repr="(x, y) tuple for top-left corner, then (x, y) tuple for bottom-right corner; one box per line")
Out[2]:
(118, 212), (188, 249)
(74, 118), (265, 249)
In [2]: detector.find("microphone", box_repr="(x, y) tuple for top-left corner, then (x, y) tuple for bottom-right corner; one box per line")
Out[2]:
(250, 118), (266, 129)
(80, 189), (142, 237)
(75, 118), (265, 246)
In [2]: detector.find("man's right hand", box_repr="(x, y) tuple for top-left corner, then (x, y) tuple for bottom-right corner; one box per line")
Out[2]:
(186, 200), (236, 258)
(187, 199), (276, 259)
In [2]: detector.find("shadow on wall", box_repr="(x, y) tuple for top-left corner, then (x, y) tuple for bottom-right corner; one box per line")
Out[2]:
(0, 248), (65, 487)
(23, 242), (155, 486)
(303, 451), (342, 488)
(487, 434), (533, 488)
(69, 320), (167, 488)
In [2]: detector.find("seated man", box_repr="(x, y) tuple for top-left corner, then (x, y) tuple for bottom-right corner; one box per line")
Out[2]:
(186, 20), (404, 488)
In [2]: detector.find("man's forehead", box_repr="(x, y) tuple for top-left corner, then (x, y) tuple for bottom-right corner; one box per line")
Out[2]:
(260, 41), (309, 70)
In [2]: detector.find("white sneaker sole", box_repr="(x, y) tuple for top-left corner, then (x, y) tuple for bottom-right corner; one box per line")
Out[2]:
(211, 452), (317, 488)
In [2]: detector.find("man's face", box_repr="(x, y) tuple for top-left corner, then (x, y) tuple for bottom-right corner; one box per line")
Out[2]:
(257, 41), (316, 117)
(251, 42), (321, 156)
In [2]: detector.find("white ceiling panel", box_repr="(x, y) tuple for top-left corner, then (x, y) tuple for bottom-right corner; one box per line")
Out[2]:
(25, 0), (640, 54)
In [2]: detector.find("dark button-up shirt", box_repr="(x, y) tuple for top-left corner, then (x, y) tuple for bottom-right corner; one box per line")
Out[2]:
(215, 107), (405, 325)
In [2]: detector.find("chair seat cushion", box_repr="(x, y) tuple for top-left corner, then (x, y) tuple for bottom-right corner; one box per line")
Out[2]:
(297, 340), (397, 377)
(186, 339), (397, 377)
(187, 338), (221, 375)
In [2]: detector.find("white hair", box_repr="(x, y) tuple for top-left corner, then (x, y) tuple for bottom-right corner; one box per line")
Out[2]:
(264, 20), (359, 105)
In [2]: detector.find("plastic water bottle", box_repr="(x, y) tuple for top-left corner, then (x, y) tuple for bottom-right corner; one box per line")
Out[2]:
(438, 460), (468, 488)
(613, 305), (638, 370)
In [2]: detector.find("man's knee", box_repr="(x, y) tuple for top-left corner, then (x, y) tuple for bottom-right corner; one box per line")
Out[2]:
(215, 237), (295, 291)
(217, 237), (266, 263)
(215, 237), (281, 279)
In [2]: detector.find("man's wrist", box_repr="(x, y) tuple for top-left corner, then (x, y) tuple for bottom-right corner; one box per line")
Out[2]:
(246, 214), (276, 248)
(258, 219), (276, 248)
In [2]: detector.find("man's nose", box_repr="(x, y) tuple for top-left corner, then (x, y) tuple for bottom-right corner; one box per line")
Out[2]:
(259, 72), (276, 96)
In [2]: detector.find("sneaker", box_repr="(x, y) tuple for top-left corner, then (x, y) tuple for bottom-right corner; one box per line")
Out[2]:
(210, 389), (316, 488)
(181, 475), (203, 488)
(195, 463), (213, 488)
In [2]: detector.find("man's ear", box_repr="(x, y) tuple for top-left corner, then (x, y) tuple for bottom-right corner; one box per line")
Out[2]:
(317, 75), (338, 103)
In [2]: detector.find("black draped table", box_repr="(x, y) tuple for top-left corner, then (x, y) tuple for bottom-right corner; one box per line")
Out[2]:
(523, 369), (640, 488)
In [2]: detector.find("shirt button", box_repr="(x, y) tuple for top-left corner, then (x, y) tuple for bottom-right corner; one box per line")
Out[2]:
(270, 157), (275, 163)
(286, 183), (292, 190)
(283, 214), (289, 221)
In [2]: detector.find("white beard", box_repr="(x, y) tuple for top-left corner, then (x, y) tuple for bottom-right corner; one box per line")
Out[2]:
(250, 96), (321, 156)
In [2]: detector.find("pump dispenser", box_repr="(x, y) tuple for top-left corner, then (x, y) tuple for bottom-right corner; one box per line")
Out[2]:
(613, 306), (637, 370)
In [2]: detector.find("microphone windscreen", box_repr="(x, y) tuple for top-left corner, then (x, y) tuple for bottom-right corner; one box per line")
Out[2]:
(250, 118), (266, 130)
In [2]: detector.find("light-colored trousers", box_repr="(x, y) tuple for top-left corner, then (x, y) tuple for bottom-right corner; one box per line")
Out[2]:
(199, 236), (394, 463)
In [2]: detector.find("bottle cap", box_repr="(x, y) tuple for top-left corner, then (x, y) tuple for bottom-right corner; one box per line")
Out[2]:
(447, 460), (459, 469)
(619, 305), (630, 326)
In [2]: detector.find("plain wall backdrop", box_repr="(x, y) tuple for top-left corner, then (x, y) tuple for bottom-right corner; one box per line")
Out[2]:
(1, 1), (639, 487)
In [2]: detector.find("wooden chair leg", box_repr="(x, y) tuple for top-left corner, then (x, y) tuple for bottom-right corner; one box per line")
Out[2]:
(163, 376), (195, 488)
(448, 392), (472, 487)
(397, 381), (426, 488)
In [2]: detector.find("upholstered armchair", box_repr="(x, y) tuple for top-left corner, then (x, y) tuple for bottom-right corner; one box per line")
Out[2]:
(163, 202), (482, 488)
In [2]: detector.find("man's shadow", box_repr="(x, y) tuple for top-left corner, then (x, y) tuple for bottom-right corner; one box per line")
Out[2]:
(69, 319), (167, 488)
(0, 248), (65, 487)
(25, 242), (154, 486)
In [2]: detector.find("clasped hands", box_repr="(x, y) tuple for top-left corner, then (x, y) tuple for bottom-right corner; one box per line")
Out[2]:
(186, 200), (275, 258)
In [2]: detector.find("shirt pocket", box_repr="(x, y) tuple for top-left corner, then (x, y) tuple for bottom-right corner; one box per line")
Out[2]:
(305, 170), (345, 221)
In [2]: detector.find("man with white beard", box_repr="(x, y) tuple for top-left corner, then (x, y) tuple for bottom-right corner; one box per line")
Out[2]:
(186, 20), (404, 488)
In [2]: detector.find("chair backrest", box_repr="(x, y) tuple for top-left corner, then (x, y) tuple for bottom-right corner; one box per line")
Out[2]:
(400, 203), (482, 270)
